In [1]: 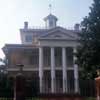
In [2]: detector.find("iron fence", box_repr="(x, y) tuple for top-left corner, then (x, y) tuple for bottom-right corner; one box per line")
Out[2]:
(0, 78), (96, 98)
(79, 79), (96, 97)
(25, 78), (96, 97)
(0, 98), (13, 100)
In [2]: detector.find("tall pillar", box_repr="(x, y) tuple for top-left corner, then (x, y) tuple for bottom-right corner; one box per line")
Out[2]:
(39, 47), (43, 93)
(62, 47), (68, 93)
(51, 47), (55, 93)
(73, 47), (79, 93)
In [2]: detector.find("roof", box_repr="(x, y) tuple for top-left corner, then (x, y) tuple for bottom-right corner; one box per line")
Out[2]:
(2, 44), (39, 54)
(38, 26), (80, 40)
(44, 14), (58, 21)
(20, 26), (80, 38)
(3, 26), (80, 54)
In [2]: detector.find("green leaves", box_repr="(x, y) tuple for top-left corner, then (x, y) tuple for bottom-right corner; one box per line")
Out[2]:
(77, 0), (100, 79)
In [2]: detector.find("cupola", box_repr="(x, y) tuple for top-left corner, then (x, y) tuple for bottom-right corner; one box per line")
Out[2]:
(44, 14), (58, 29)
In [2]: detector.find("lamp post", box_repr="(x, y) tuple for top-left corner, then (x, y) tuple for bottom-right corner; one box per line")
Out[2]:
(14, 64), (25, 100)
(95, 67), (100, 100)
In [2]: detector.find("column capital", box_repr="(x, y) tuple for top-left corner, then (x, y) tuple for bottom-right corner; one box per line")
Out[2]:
(73, 47), (77, 61)
(73, 47), (77, 53)
(62, 46), (66, 48)
(51, 47), (55, 49)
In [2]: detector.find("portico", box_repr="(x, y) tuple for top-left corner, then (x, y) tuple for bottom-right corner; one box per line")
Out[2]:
(38, 46), (79, 93)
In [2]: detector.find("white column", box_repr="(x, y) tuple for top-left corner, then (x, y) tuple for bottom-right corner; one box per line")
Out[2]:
(73, 47), (79, 93)
(51, 47), (55, 93)
(39, 47), (43, 93)
(62, 47), (68, 93)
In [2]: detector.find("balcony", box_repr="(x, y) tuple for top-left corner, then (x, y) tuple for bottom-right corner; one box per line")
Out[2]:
(7, 65), (76, 72)
(7, 65), (38, 71)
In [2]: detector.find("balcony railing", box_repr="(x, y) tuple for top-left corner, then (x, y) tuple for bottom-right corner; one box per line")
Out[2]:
(7, 65), (75, 72)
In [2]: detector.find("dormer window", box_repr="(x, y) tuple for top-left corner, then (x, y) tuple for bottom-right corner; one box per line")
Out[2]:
(25, 35), (33, 42)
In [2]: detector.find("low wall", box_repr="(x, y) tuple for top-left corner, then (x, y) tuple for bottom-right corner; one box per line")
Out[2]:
(31, 93), (83, 100)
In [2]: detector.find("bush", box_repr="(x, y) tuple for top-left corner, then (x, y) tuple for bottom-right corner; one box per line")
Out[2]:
(85, 97), (96, 100)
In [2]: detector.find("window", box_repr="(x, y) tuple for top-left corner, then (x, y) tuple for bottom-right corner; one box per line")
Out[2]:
(55, 47), (62, 67)
(43, 47), (50, 67)
(66, 48), (73, 67)
(49, 20), (53, 27)
(25, 35), (33, 42)
(29, 55), (39, 66)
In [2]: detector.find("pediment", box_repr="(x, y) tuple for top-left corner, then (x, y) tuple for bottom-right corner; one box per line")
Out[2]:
(42, 31), (74, 39)
(40, 27), (79, 40)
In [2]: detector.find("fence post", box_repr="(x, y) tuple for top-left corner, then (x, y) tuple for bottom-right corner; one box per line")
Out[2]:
(14, 64), (25, 100)
(14, 73), (26, 100)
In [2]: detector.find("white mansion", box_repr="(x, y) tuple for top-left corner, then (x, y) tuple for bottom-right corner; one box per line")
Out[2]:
(3, 14), (80, 93)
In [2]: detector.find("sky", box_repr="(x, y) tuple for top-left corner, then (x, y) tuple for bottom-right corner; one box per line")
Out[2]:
(0, 0), (93, 58)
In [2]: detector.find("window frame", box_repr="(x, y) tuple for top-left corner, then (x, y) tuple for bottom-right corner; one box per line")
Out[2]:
(25, 35), (33, 42)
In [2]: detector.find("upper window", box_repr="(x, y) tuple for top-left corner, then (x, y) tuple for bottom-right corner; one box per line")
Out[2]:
(25, 35), (33, 42)
(49, 21), (53, 27)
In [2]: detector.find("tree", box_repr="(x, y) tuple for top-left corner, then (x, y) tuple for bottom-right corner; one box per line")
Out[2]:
(0, 58), (7, 74)
(77, 0), (100, 79)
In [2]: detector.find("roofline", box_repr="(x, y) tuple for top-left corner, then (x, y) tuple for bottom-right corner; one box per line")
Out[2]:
(39, 26), (80, 38)
(39, 38), (79, 41)
(20, 28), (48, 33)
(2, 44), (40, 54)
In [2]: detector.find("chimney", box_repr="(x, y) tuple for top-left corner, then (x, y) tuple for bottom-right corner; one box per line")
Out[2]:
(24, 21), (28, 29)
(74, 23), (80, 31)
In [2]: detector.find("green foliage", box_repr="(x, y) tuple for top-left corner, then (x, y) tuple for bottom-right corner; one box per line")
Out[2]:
(0, 75), (14, 97)
(77, 0), (100, 79)
(0, 58), (7, 65)
(0, 98), (13, 100)
(85, 97), (96, 100)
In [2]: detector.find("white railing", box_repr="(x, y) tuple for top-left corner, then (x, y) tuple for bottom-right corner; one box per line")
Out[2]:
(23, 25), (77, 31)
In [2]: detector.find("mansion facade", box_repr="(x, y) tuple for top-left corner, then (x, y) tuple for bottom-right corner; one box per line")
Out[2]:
(3, 14), (80, 93)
